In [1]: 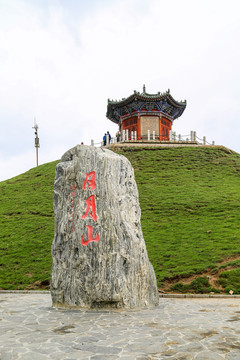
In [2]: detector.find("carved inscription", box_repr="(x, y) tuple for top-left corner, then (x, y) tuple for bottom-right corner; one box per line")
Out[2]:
(70, 171), (99, 246)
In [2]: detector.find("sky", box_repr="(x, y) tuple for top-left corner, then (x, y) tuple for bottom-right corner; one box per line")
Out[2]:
(0, 0), (240, 181)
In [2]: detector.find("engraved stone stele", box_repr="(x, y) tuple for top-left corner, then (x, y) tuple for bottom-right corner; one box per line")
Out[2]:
(51, 145), (159, 309)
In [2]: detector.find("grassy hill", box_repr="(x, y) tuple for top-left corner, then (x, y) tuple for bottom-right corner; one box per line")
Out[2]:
(1, 146), (240, 294)
(0, 161), (58, 290)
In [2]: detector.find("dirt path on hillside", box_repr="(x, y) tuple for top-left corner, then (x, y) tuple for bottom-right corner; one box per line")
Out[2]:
(160, 254), (240, 294)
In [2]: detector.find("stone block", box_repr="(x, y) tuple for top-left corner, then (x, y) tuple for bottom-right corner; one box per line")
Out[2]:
(51, 145), (159, 309)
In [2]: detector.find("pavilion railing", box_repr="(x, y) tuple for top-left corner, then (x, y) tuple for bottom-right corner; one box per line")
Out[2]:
(90, 130), (215, 147)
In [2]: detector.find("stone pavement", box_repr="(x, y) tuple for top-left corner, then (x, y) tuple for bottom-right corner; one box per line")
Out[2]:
(0, 292), (240, 360)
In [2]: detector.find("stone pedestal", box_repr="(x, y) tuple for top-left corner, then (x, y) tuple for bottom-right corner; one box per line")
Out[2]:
(51, 145), (159, 309)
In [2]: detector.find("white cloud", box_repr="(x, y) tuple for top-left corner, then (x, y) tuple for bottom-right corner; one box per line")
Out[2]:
(0, 0), (240, 181)
(0, 150), (35, 182)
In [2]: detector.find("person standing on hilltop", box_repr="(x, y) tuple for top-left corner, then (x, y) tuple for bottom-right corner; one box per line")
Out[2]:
(103, 133), (106, 146)
(107, 131), (111, 144)
(116, 131), (120, 142)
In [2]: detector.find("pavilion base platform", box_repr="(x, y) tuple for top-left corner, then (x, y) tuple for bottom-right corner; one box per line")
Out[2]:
(107, 141), (218, 149)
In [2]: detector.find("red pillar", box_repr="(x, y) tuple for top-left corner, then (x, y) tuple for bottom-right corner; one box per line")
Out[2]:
(137, 116), (141, 140)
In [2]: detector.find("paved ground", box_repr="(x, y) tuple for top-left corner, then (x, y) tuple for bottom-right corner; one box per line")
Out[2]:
(0, 293), (240, 360)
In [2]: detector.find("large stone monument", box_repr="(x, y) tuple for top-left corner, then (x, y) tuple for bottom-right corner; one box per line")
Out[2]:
(51, 145), (159, 309)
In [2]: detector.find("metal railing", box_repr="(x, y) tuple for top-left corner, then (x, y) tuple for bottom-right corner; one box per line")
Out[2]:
(89, 130), (215, 147)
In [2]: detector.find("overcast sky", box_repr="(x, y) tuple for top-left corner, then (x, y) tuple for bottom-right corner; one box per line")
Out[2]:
(0, 0), (240, 181)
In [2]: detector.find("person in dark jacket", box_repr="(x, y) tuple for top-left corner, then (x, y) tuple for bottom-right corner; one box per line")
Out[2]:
(103, 133), (106, 146)
(107, 131), (111, 144)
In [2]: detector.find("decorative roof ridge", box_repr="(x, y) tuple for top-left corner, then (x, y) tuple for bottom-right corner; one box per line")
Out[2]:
(106, 87), (187, 124)
(107, 88), (186, 106)
(168, 93), (187, 106)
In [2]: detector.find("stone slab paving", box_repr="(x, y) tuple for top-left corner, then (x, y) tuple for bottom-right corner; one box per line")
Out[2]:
(0, 293), (240, 360)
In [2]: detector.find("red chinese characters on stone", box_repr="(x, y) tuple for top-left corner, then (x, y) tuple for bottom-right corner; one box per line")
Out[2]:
(82, 171), (96, 191)
(81, 171), (99, 246)
(82, 195), (97, 221)
(70, 184), (76, 232)
(81, 225), (99, 246)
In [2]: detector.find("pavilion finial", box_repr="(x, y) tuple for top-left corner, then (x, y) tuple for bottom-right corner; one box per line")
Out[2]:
(143, 84), (146, 93)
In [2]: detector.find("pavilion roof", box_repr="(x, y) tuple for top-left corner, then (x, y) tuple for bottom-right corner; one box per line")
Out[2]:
(106, 88), (187, 124)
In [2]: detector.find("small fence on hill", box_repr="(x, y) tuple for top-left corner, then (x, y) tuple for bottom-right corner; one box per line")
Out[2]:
(90, 130), (215, 147)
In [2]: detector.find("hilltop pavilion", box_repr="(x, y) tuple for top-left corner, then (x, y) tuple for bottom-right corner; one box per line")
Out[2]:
(106, 86), (187, 141)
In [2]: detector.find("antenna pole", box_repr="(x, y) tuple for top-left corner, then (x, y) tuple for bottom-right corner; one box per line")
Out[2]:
(32, 118), (40, 167)
(36, 146), (38, 167)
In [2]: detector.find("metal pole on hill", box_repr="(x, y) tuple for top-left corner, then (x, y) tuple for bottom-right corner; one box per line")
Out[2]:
(32, 118), (40, 167)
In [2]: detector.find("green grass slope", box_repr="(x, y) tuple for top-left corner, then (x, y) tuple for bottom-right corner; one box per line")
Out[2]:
(0, 161), (58, 290)
(1, 147), (240, 293)
(115, 146), (240, 294)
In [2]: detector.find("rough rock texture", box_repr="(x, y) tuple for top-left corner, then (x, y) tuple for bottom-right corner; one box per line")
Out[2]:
(51, 145), (159, 309)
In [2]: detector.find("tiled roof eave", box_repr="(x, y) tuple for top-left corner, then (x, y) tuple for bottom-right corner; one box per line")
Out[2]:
(107, 93), (186, 110)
